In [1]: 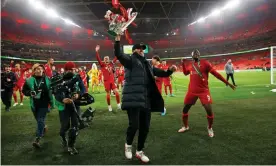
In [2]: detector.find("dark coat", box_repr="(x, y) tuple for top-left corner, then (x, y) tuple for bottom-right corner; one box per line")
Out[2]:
(114, 41), (173, 112)
(1, 71), (17, 89)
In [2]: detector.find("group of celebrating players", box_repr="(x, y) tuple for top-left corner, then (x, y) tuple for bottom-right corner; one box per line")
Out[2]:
(4, 50), (176, 116)
(1, 43), (237, 162)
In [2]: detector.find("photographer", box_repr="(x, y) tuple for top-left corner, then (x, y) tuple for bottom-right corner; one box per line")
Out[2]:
(22, 64), (54, 148)
(54, 62), (86, 155)
(1, 64), (17, 112)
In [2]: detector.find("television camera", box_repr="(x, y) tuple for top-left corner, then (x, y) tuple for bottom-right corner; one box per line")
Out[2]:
(50, 74), (96, 130)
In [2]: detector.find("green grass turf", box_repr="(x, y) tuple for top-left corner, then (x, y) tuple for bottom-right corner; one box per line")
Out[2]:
(1, 71), (276, 165)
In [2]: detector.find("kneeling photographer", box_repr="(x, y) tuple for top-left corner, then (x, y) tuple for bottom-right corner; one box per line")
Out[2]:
(53, 62), (86, 155)
(22, 64), (54, 148)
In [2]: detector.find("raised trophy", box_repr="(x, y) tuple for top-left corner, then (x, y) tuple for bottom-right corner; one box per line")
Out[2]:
(104, 7), (138, 37)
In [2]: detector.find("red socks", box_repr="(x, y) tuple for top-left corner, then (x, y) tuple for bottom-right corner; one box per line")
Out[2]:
(106, 93), (111, 105)
(207, 114), (214, 129)
(115, 91), (120, 104)
(106, 91), (120, 105)
(182, 113), (214, 129)
(182, 113), (189, 128)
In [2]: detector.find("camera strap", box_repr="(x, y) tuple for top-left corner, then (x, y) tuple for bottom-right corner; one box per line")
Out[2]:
(34, 78), (43, 90)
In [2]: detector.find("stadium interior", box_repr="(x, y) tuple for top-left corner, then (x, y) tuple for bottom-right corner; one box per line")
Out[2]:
(1, 0), (276, 165)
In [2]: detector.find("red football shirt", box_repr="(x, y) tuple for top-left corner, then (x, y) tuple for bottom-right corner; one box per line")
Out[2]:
(162, 65), (171, 84)
(96, 52), (117, 83)
(118, 69), (124, 80)
(13, 68), (29, 87)
(98, 70), (103, 80)
(182, 59), (228, 93)
(155, 63), (164, 84)
(79, 71), (87, 85)
(44, 64), (52, 78)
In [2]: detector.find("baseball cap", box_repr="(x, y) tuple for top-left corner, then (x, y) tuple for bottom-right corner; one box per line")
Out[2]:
(32, 63), (44, 71)
(132, 43), (146, 51)
(64, 61), (76, 70)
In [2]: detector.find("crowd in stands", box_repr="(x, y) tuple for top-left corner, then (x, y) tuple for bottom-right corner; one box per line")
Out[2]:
(2, 29), (276, 61)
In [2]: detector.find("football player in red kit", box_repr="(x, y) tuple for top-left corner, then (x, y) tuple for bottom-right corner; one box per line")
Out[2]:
(117, 66), (125, 91)
(151, 55), (167, 115)
(79, 67), (88, 92)
(152, 56), (164, 94)
(95, 45), (121, 112)
(44, 58), (54, 78)
(178, 50), (236, 137)
(162, 61), (174, 97)
(98, 69), (103, 85)
(12, 63), (29, 106)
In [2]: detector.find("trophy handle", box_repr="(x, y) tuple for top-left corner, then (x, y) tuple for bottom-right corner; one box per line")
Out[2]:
(121, 12), (138, 32)
(110, 14), (118, 24)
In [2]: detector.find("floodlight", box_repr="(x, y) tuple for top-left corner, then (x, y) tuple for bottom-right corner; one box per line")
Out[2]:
(198, 17), (206, 23)
(47, 9), (59, 18)
(210, 9), (221, 17)
(33, 1), (45, 10)
(223, 0), (240, 10)
(63, 18), (74, 25)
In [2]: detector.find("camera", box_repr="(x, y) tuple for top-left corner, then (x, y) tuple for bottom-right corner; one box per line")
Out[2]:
(30, 91), (36, 96)
(50, 74), (79, 96)
(81, 107), (95, 122)
(78, 107), (96, 130)
(50, 74), (96, 130)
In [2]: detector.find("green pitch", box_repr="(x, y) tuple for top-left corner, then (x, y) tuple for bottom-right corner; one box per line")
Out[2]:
(1, 71), (276, 165)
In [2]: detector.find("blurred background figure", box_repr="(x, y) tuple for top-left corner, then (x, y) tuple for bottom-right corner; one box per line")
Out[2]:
(225, 59), (237, 87)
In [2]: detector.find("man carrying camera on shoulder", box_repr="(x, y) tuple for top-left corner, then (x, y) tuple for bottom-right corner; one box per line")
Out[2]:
(53, 61), (86, 155)
(22, 63), (54, 148)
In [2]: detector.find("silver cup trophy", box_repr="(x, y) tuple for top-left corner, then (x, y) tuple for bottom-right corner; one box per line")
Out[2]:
(104, 8), (138, 37)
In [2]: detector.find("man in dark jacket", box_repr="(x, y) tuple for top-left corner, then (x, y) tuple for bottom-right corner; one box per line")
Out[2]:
(1, 64), (17, 112)
(54, 61), (86, 155)
(114, 35), (177, 163)
(22, 63), (54, 148)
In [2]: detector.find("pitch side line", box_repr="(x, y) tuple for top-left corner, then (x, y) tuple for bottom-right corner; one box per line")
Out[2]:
(174, 84), (272, 89)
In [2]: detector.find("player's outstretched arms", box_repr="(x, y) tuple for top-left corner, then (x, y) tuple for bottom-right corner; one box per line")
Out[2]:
(95, 45), (104, 67)
(210, 69), (236, 90)
(114, 35), (132, 69)
(153, 65), (177, 77)
(182, 58), (190, 76)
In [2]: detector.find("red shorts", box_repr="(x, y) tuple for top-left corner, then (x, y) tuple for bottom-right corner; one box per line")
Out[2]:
(164, 82), (171, 86)
(104, 82), (117, 92)
(118, 78), (124, 84)
(13, 85), (23, 92)
(156, 83), (162, 94)
(184, 91), (212, 105)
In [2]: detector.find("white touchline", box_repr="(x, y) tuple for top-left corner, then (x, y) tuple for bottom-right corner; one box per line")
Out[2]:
(174, 84), (272, 89)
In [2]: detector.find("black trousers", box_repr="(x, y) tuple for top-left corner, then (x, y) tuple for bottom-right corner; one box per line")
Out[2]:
(59, 104), (80, 147)
(226, 73), (236, 86)
(126, 109), (151, 151)
(1, 87), (13, 108)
